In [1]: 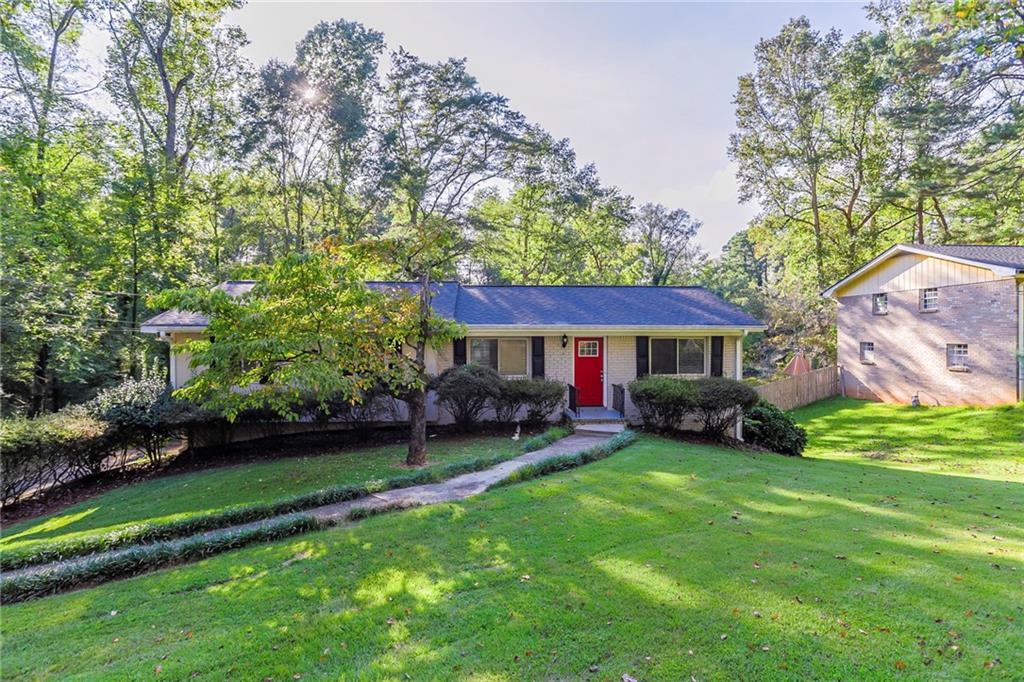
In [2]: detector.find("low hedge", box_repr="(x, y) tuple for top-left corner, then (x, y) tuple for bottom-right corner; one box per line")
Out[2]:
(743, 400), (807, 456)
(520, 425), (572, 453)
(490, 430), (637, 489)
(0, 407), (116, 508)
(0, 514), (322, 604)
(494, 378), (566, 425)
(690, 377), (759, 438)
(1, 426), (574, 572)
(627, 376), (758, 439)
(432, 364), (503, 429)
(628, 377), (698, 430)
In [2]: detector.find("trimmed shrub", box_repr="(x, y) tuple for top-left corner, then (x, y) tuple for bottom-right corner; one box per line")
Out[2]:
(691, 377), (759, 439)
(743, 400), (807, 456)
(432, 364), (502, 429)
(87, 376), (176, 465)
(495, 378), (565, 425)
(627, 376), (698, 430)
(0, 407), (115, 508)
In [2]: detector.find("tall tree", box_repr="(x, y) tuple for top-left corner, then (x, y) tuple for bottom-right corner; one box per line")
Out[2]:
(1, 0), (116, 413)
(376, 50), (528, 465)
(731, 17), (840, 288)
(629, 202), (705, 285)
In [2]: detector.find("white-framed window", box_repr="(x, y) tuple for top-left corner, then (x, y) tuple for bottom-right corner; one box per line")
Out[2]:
(920, 287), (939, 312)
(650, 338), (706, 375)
(947, 343), (969, 371)
(469, 338), (528, 377)
(859, 341), (875, 364)
(872, 293), (888, 315)
(577, 340), (599, 357)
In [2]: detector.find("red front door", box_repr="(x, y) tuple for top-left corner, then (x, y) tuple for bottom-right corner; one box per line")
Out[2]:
(574, 337), (604, 406)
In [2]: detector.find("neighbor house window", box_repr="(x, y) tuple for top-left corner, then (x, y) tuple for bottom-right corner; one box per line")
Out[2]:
(920, 287), (939, 312)
(650, 338), (706, 375)
(469, 338), (528, 377)
(872, 293), (888, 315)
(947, 343), (969, 371)
(859, 341), (875, 364)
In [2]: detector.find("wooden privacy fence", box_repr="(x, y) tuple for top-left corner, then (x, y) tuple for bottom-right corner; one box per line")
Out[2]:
(755, 365), (841, 411)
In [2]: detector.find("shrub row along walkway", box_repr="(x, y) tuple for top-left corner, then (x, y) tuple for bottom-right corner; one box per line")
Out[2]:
(1, 429), (621, 587)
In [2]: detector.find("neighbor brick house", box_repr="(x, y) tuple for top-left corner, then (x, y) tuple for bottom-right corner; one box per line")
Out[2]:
(824, 244), (1024, 406)
(141, 282), (766, 426)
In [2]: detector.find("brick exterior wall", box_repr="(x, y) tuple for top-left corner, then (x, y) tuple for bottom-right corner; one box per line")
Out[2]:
(607, 336), (639, 421)
(837, 278), (1019, 405)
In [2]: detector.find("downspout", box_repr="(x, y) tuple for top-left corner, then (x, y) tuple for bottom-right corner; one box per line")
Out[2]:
(734, 332), (746, 441)
(1017, 277), (1024, 402)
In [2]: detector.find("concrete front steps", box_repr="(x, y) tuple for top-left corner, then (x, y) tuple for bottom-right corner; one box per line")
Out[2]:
(568, 406), (628, 437)
(575, 422), (626, 437)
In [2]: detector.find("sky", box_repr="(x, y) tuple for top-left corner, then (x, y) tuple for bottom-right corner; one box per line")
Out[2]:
(228, 1), (878, 255)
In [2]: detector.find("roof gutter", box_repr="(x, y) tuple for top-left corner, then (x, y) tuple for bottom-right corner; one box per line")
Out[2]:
(1017, 276), (1024, 402)
(463, 324), (767, 334)
(140, 324), (208, 334)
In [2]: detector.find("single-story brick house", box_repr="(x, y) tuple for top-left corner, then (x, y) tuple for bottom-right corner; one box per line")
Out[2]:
(141, 282), (766, 426)
(823, 243), (1024, 406)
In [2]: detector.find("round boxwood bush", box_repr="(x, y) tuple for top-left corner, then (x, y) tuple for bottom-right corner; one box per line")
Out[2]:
(495, 378), (565, 425)
(627, 376), (698, 430)
(743, 399), (807, 456)
(431, 364), (502, 429)
(690, 377), (759, 439)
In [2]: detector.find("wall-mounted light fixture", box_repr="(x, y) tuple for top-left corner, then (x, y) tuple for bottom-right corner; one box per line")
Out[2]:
(561, 334), (568, 348)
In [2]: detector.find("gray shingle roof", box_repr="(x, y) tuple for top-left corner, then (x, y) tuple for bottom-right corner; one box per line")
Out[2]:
(140, 280), (257, 329)
(904, 244), (1024, 271)
(454, 285), (764, 327)
(142, 281), (765, 330)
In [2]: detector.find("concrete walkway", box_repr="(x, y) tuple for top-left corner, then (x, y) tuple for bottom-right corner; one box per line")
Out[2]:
(3, 428), (623, 582)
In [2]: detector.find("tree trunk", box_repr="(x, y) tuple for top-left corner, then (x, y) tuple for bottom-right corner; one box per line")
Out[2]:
(406, 270), (432, 466)
(29, 342), (51, 417)
(915, 196), (925, 244)
(406, 387), (427, 466)
(809, 175), (825, 289)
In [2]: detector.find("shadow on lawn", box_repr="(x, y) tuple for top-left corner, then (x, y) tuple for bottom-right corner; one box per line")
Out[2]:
(3, 439), (1022, 680)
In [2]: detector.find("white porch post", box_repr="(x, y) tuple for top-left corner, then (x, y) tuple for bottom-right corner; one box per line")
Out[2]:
(734, 336), (744, 441)
(167, 333), (178, 389)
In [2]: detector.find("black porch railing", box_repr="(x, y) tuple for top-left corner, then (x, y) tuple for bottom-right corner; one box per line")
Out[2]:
(567, 383), (578, 416)
(612, 383), (625, 418)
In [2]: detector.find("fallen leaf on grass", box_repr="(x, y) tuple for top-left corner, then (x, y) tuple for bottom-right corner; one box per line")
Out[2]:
(895, 660), (906, 670)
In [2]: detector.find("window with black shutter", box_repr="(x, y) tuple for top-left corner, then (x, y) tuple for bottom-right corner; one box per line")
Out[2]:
(636, 336), (649, 377)
(710, 336), (724, 376)
(453, 338), (467, 365)
(531, 337), (545, 378)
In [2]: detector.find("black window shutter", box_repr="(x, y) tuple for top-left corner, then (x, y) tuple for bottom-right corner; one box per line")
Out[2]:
(710, 336), (724, 377)
(453, 338), (467, 366)
(531, 336), (545, 378)
(635, 336), (649, 377)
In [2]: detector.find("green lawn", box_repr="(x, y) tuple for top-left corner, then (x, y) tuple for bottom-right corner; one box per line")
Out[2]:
(795, 397), (1024, 480)
(1, 435), (520, 552)
(2, 399), (1022, 680)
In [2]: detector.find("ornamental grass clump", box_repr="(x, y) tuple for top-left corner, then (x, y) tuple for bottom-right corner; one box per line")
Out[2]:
(491, 430), (637, 489)
(1, 514), (321, 604)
